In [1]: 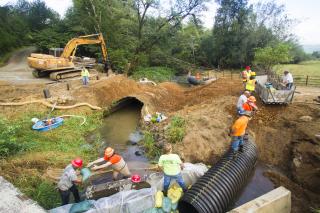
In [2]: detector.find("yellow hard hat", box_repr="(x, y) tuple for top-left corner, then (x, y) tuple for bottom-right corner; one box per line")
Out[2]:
(105, 147), (114, 158)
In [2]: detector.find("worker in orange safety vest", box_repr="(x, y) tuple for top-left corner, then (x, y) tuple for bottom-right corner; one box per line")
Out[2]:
(87, 147), (131, 180)
(229, 111), (252, 157)
(242, 96), (258, 113)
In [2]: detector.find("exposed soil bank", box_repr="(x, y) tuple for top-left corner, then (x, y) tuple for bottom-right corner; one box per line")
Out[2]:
(0, 75), (319, 211)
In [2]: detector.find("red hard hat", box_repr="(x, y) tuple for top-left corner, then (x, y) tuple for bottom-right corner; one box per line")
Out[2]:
(131, 174), (141, 183)
(246, 66), (251, 70)
(71, 158), (83, 168)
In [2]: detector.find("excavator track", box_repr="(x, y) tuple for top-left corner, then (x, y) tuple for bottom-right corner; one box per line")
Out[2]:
(49, 68), (82, 80)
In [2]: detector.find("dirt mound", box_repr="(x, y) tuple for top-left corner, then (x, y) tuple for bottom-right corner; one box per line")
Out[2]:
(265, 171), (320, 213)
(253, 103), (320, 195)
(174, 97), (236, 164)
(1, 73), (319, 211)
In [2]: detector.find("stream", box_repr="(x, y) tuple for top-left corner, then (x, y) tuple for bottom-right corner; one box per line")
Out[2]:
(90, 99), (151, 184)
(91, 100), (275, 208)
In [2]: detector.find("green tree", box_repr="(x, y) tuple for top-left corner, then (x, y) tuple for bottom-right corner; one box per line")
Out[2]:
(311, 51), (320, 59)
(254, 43), (291, 70)
(211, 0), (253, 68)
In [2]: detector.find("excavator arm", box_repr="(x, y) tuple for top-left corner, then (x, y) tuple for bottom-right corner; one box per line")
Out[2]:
(28, 33), (110, 80)
(61, 33), (108, 63)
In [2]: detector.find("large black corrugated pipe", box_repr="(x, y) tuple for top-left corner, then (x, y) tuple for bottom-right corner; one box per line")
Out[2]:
(178, 140), (258, 213)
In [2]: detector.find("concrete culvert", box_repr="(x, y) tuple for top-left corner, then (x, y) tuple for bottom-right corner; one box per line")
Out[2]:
(178, 140), (258, 213)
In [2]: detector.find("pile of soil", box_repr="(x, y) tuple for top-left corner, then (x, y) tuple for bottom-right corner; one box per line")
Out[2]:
(174, 97), (235, 164)
(0, 74), (319, 212)
(251, 102), (320, 212)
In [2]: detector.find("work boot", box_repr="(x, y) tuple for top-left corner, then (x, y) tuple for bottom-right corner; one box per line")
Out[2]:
(239, 145), (244, 153)
(232, 152), (238, 160)
(229, 150), (238, 160)
(243, 133), (249, 141)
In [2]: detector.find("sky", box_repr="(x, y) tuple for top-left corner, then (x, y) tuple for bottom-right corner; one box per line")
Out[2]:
(0, 0), (319, 45)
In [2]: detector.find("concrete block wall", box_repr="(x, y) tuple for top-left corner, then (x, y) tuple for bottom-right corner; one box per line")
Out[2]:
(228, 186), (291, 213)
(0, 176), (46, 213)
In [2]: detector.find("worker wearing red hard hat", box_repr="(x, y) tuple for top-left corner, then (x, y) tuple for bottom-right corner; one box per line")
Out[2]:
(57, 158), (83, 205)
(241, 66), (252, 86)
(87, 147), (131, 180)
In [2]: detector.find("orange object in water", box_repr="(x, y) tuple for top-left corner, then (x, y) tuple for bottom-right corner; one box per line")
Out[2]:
(46, 119), (52, 126)
(196, 72), (201, 80)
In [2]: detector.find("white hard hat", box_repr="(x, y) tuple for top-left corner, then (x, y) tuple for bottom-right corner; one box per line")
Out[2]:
(31, 118), (40, 124)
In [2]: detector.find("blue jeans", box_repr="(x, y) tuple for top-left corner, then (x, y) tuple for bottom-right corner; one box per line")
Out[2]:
(82, 76), (89, 85)
(59, 184), (80, 206)
(237, 106), (245, 115)
(231, 136), (244, 151)
(163, 173), (187, 192)
(286, 83), (293, 90)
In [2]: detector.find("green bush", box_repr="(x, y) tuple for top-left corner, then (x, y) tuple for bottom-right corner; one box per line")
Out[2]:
(15, 175), (60, 209)
(166, 116), (186, 143)
(0, 117), (37, 158)
(142, 131), (161, 159)
(131, 66), (176, 82)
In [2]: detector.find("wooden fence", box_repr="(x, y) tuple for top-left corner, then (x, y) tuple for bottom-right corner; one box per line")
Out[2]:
(267, 70), (320, 87)
(291, 75), (320, 87)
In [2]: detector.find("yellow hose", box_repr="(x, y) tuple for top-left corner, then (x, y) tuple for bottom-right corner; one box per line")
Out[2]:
(0, 100), (102, 110)
(58, 115), (86, 126)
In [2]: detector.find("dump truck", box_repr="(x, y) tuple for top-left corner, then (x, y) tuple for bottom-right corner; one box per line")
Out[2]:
(28, 33), (108, 80)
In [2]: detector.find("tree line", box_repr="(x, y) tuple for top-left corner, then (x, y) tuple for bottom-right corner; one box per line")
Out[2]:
(0, 0), (317, 73)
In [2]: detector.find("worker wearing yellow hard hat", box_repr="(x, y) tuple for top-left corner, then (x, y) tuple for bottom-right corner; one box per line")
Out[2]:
(87, 147), (131, 180)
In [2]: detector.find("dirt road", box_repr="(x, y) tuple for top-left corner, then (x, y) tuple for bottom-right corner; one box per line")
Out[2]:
(0, 47), (52, 84)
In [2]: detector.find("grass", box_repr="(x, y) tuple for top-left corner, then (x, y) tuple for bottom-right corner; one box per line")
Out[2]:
(131, 66), (176, 82)
(166, 116), (186, 144)
(142, 131), (161, 160)
(274, 60), (320, 76)
(0, 109), (104, 209)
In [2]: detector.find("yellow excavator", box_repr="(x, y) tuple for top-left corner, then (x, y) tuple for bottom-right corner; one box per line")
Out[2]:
(28, 33), (108, 80)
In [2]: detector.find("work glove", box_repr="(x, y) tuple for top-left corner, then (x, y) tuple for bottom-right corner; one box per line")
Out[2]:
(91, 165), (99, 171)
(86, 162), (94, 168)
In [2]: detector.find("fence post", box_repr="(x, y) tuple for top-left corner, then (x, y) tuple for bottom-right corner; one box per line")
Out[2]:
(306, 75), (309, 86)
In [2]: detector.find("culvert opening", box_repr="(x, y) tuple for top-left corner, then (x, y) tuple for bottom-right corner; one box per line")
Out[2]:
(91, 96), (150, 185)
(178, 201), (199, 213)
(105, 97), (144, 116)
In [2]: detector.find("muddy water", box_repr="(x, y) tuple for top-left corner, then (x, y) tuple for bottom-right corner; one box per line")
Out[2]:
(92, 101), (151, 184)
(233, 162), (275, 208)
(92, 101), (275, 208)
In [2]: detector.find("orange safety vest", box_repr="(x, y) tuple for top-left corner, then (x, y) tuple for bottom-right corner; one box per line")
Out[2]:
(231, 116), (249, 136)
